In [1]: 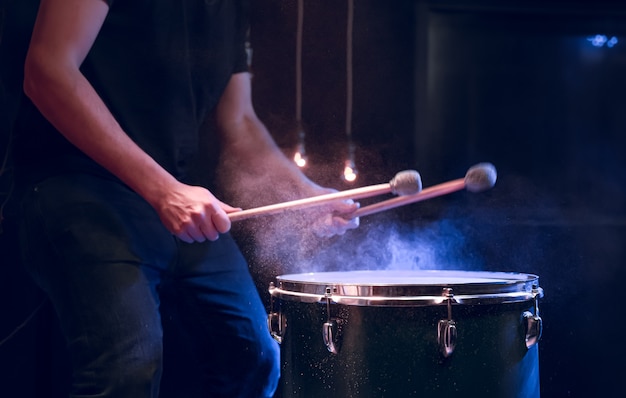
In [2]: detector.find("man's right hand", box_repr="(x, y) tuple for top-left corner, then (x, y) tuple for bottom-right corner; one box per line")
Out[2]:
(154, 182), (241, 243)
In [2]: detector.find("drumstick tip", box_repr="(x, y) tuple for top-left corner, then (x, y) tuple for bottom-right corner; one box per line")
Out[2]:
(464, 163), (497, 192)
(390, 170), (422, 196)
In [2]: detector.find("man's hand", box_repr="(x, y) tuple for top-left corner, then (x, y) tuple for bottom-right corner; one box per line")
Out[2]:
(308, 188), (360, 238)
(155, 182), (241, 243)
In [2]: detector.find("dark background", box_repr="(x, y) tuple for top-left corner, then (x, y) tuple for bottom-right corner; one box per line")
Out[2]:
(2, 0), (625, 397)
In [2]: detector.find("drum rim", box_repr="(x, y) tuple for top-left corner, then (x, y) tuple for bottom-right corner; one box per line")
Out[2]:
(270, 270), (542, 306)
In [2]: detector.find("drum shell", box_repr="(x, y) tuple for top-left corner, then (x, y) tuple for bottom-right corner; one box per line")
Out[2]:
(275, 299), (540, 398)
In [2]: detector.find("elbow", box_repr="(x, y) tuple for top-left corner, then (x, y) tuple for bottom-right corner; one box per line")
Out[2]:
(22, 50), (57, 103)
(23, 54), (43, 101)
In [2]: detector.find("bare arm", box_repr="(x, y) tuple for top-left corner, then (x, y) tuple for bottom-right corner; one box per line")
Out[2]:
(215, 72), (359, 236)
(24, 0), (236, 243)
(24, 0), (174, 206)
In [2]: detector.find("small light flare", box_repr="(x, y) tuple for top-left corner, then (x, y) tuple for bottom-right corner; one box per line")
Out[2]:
(293, 142), (307, 168)
(342, 160), (358, 182)
(294, 151), (307, 168)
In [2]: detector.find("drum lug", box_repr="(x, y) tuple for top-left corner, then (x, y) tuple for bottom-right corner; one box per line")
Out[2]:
(267, 283), (285, 344)
(321, 286), (342, 354)
(523, 285), (543, 349)
(522, 311), (542, 349)
(438, 319), (457, 357)
(267, 312), (284, 344)
(323, 320), (339, 354)
(437, 288), (457, 357)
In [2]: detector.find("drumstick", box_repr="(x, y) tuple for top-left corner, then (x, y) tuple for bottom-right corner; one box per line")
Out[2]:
(229, 169), (421, 222)
(349, 163), (496, 219)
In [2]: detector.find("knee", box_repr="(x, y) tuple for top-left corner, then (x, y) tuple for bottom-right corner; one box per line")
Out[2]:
(112, 341), (163, 393)
(244, 337), (281, 398)
(259, 337), (281, 381)
(71, 337), (164, 396)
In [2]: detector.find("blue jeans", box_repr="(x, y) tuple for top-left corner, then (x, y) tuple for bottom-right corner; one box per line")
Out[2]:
(18, 173), (280, 398)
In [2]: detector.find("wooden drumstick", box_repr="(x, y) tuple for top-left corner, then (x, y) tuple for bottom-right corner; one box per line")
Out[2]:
(349, 163), (497, 219)
(228, 170), (421, 222)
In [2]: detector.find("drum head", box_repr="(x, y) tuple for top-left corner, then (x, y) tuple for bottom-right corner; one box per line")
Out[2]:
(271, 270), (541, 306)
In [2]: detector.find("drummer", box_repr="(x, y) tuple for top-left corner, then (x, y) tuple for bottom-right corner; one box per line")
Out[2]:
(7, 0), (360, 397)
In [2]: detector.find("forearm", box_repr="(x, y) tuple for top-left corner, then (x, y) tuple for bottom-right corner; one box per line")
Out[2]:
(214, 73), (359, 236)
(214, 73), (323, 206)
(218, 116), (319, 201)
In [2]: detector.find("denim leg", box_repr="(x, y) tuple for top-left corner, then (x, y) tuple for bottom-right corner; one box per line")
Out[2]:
(18, 173), (280, 397)
(18, 174), (176, 398)
(159, 235), (280, 398)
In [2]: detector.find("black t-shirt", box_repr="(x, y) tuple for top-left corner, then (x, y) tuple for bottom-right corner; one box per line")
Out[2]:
(12, 0), (250, 186)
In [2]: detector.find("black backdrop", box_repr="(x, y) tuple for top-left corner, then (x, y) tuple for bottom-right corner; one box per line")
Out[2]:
(2, 1), (625, 397)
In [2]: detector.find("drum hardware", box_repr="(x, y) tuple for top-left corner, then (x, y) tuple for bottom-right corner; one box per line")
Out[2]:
(522, 284), (543, 349)
(267, 282), (285, 344)
(322, 286), (341, 354)
(437, 287), (458, 358)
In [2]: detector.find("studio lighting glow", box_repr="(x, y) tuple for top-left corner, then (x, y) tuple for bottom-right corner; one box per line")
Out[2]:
(342, 159), (358, 182)
(293, 142), (307, 168)
(293, 0), (308, 169)
(341, 0), (358, 184)
(587, 34), (619, 48)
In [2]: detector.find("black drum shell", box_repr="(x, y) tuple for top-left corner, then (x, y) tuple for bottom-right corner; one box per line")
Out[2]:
(275, 299), (540, 398)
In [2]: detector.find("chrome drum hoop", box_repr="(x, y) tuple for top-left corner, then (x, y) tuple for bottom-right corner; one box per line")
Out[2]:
(270, 270), (543, 307)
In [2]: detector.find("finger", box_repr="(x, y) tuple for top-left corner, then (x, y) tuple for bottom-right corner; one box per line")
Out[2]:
(330, 199), (360, 215)
(314, 213), (360, 238)
(311, 214), (335, 238)
(185, 224), (207, 242)
(185, 213), (211, 242)
(333, 215), (360, 232)
(199, 220), (219, 241)
(221, 203), (243, 213)
(211, 211), (232, 234)
(176, 230), (195, 244)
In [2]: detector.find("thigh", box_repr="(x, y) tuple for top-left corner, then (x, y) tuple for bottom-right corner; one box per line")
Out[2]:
(176, 234), (271, 339)
(160, 236), (279, 397)
(18, 173), (174, 395)
(19, 173), (176, 282)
